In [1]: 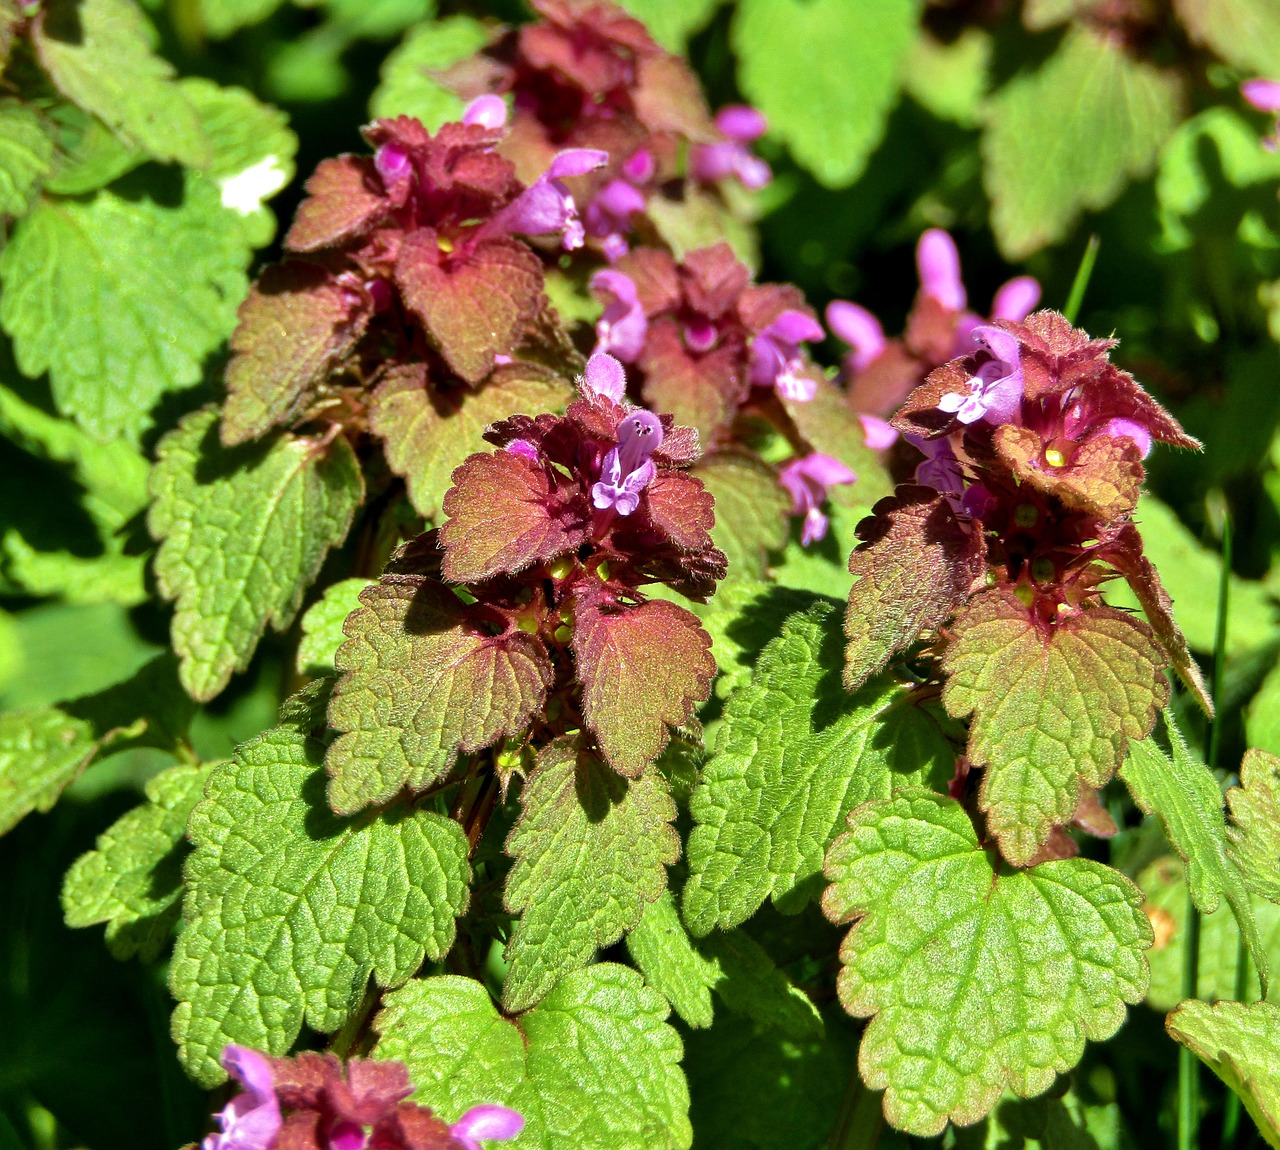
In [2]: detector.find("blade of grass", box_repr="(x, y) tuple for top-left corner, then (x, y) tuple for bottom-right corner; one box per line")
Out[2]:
(1063, 234), (1101, 324)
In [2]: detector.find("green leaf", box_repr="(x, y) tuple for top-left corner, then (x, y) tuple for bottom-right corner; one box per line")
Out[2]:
(42, 103), (145, 196)
(0, 174), (251, 441)
(150, 408), (363, 701)
(369, 15), (488, 128)
(373, 964), (692, 1150)
(951, 1084), (1129, 1150)
(613, 0), (723, 50)
(626, 890), (823, 1035)
(689, 452), (789, 583)
(1167, 1000), (1280, 1150)
(1249, 657), (1280, 757)
(1119, 713), (1269, 994)
(982, 26), (1182, 258)
(1172, 0), (1280, 80)
(195, 0), (288, 38)
(684, 600), (955, 933)
(0, 707), (98, 835)
(33, 0), (209, 168)
(0, 100), (54, 218)
(371, 363), (569, 519)
(296, 577), (373, 678)
(1228, 749), (1280, 903)
(325, 576), (551, 815)
(62, 760), (214, 960)
(502, 737), (679, 1012)
(1138, 856), (1280, 1010)
(779, 380), (894, 507)
(942, 588), (1168, 865)
(731, 0), (916, 188)
(822, 789), (1152, 1137)
(170, 710), (471, 1087)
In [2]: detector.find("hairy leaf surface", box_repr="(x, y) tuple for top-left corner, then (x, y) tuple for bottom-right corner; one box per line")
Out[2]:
(502, 738), (679, 1012)
(325, 577), (551, 814)
(374, 965), (692, 1150)
(943, 589), (1168, 865)
(150, 408), (363, 700)
(171, 710), (471, 1086)
(1228, 749), (1280, 903)
(823, 790), (1151, 1136)
(684, 600), (955, 933)
(62, 761), (214, 960)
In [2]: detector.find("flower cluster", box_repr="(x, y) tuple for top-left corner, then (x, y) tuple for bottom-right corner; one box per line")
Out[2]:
(436, 0), (771, 261)
(202, 1045), (522, 1150)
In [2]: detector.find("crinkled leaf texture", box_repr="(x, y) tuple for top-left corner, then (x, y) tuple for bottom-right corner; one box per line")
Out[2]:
(845, 485), (986, 691)
(0, 175), (250, 442)
(731, 0), (916, 188)
(943, 588), (1168, 865)
(1228, 749), (1280, 904)
(373, 965), (692, 1150)
(296, 578), (374, 678)
(0, 706), (98, 835)
(626, 890), (822, 1036)
(502, 737), (679, 1013)
(0, 100), (54, 217)
(371, 363), (569, 519)
(170, 694), (471, 1087)
(62, 760), (214, 961)
(1167, 1000), (1280, 1150)
(572, 597), (715, 777)
(150, 408), (364, 701)
(982, 25), (1182, 258)
(822, 789), (1152, 1137)
(684, 598), (955, 934)
(1120, 713), (1269, 994)
(325, 576), (551, 815)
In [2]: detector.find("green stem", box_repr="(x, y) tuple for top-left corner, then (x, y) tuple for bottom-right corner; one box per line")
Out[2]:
(1063, 235), (1101, 324)
(827, 1067), (884, 1150)
(1207, 512), (1232, 774)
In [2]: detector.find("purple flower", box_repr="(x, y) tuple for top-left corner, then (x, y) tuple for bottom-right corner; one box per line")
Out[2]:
(937, 325), (1023, 425)
(826, 301), (885, 373)
(691, 105), (772, 190)
(581, 351), (627, 403)
(907, 434), (966, 501)
(483, 149), (608, 249)
(463, 94), (509, 130)
(507, 439), (540, 461)
(450, 1105), (525, 1150)
(858, 413), (898, 450)
(328, 1122), (366, 1150)
(592, 409), (664, 516)
(585, 179), (648, 260)
(375, 143), (412, 190)
(1243, 79), (1280, 149)
(779, 452), (856, 546)
(749, 310), (824, 401)
(990, 276), (1041, 322)
(1098, 417), (1153, 458)
(202, 1046), (281, 1150)
(591, 270), (648, 362)
(917, 229), (967, 312)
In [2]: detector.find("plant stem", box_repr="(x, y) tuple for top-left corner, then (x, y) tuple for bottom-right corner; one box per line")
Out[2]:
(1063, 234), (1101, 324)
(827, 1067), (884, 1150)
(1178, 887), (1202, 1150)
(1222, 934), (1251, 1147)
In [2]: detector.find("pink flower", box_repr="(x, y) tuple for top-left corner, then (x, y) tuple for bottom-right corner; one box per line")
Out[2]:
(462, 94), (509, 130)
(483, 149), (609, 249)
(826, 301), (885, 373)
(1243, 79), (1280, 149)
(779, 452), (856, 545)
(202, 1046), (281, 1150)
(938, 326), (1024, 425)
(592, 409), (664, 515)
(691, 105), (772, 189)
(450, 1105), (525, 1150)
(591, 270), (648, 361)
(858, 413), (898, 450)
(749, 310), (824, 401)
(581, 351), (627, 403)
(917, 229), (967, 312)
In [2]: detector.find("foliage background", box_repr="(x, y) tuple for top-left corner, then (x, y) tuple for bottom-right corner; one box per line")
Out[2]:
(2, 0), (1280, 1147)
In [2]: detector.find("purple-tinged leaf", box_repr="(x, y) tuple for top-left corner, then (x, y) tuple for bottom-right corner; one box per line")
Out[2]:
(284, 155), (388, 252)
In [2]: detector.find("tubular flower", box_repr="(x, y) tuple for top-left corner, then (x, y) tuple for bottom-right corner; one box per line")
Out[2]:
(593, 409), (665, 515)
(203, 1046), (281, 1150)
(690, 104), (772, 189)
(779, 452), (856, 546)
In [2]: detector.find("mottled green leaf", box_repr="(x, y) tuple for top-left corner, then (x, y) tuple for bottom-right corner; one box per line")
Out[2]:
(731, 0), (915, 188)
(626, 892), (716, 1028)
(374, 965), (692, 1150)
(0, 707), (98, 835)
(0, 100), (54, 218)
(371, 363), (569, 519)
(369, 15), (488, 128)
(982, 26), (1182, 258)
(684, 600), (955, 933)
(1120, 712), (1268, 993)
(149, 407), (364, 701)
(0, 175), (251, 441)
(943, 588), (1168, 865)
(823, 790), (1151, 1137)
(296, 577), (373, 678)
(502, 737), (679, 1012)
(689, 452), (789, 583)
(325, 576), (551, 815)
(1167, 1000), (1280, 1150)
(170, 708), (471, 1086)
(1228, 749), (1280, 903)
(34, 0), (209, 168)
(62, 760), (214, 960)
